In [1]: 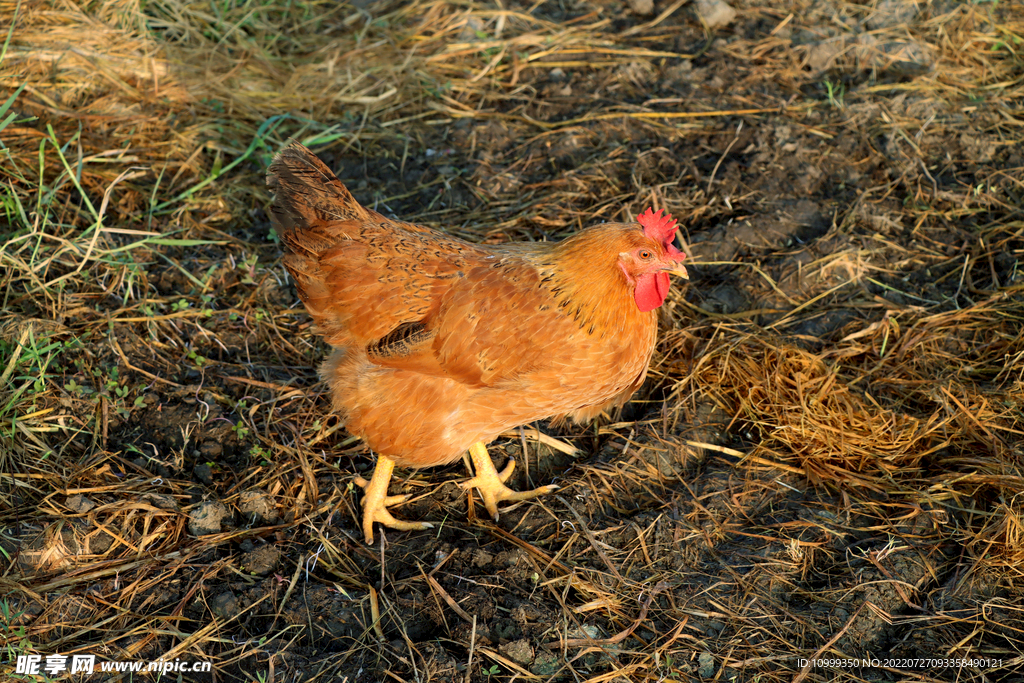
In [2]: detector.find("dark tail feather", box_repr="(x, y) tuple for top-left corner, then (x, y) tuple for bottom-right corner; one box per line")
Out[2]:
(267, 142), (368, 257)
(268, 142), (370, 327)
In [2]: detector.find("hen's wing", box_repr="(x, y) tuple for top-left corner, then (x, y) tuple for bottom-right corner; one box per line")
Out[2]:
(269, 143), (484, 348)
(427, 256), (566, 388)
(356, 250), (572, 389)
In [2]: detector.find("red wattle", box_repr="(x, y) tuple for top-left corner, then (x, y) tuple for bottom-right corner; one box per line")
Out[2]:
(634, 271), (670, 312)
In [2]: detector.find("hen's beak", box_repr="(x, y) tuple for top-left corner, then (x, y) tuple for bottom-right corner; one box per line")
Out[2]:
(662, 263), (689, 279)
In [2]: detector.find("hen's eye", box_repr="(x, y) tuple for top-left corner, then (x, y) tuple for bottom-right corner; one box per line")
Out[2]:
(638, 249), (653, 260)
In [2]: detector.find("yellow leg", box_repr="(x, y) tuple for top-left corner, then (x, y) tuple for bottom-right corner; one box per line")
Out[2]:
(354, 455), (433, 544)
(460, 441), (558, 521)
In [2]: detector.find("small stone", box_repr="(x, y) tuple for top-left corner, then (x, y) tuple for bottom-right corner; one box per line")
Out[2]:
(531, 650), (559, 675)
(698, 651), (716, 678)
(238, 491), (279, 525)
(866, 0), (920, 30)
(87, 530), (114, 554)
(499, 639), (533, 665)
(627, 0), (654, 15)
(240, 545), (282, 576)
(806, 36), (845, 71)
(199, 440), (222, 458)
(472, 549), (495, 568)
(210, 591), (239, 619)
(139, 492), (179, 511)
(66, 494), (96, 514)
(189, 501), (230, 536)
(696, 0), (737, 29)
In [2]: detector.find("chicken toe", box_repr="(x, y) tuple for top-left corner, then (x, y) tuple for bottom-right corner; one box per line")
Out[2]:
(354, 475), (411, 507)
(358, 454), (433, 544)
(460, 441), (558, 521)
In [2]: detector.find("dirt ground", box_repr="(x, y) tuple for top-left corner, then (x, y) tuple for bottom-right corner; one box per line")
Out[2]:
(2, 0), (1023, 681)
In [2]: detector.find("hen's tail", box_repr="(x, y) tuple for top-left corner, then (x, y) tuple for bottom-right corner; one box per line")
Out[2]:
(268, 142), (374, 339)
(267, 142), (369, 257)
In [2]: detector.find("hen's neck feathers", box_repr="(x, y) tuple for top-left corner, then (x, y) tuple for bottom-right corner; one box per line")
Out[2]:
(517, 223), (653, 336)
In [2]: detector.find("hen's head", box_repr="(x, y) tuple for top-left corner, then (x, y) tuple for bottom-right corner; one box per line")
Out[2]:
(616, 208), (688, 312)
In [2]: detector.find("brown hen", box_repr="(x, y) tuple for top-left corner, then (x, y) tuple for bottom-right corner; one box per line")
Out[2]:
(268, 143), (688, 543)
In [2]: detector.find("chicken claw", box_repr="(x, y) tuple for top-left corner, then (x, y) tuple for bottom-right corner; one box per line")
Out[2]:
(356, 454), (433, 544)
(461, 441), (558, 521)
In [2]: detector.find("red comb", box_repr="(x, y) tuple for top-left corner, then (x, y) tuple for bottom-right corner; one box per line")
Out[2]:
(637, 208), (678, 243)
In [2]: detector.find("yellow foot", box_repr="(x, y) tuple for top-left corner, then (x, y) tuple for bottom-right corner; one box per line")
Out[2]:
(460, 441), (558, 521)
(356, 455), (433, 545)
